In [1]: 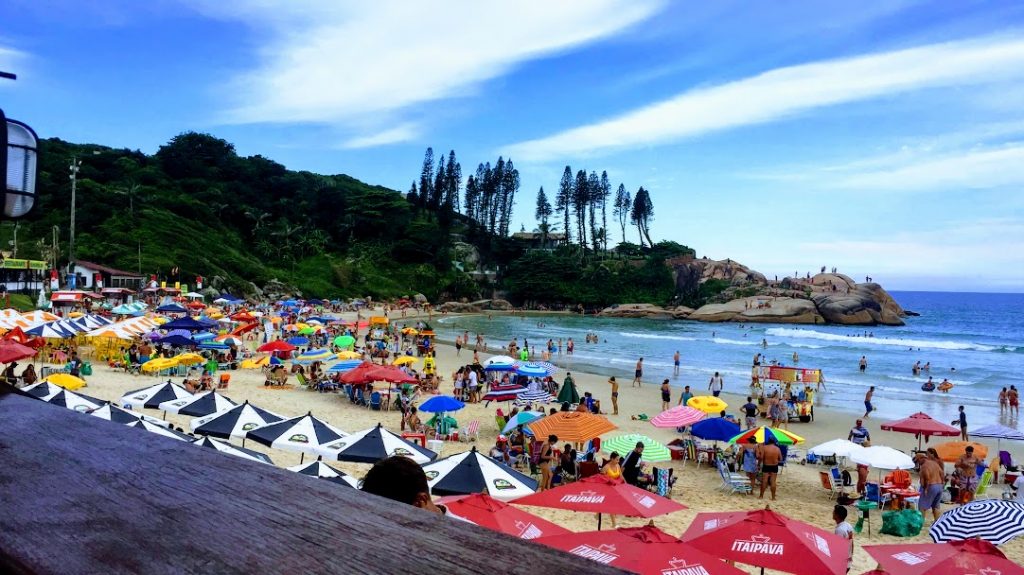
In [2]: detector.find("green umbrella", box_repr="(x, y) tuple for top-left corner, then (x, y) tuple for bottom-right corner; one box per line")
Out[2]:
(601, 434), (672, 462)
(297, 327), (315, 335)
(556, 375), (579, 405)
(334, 335), (355, 348)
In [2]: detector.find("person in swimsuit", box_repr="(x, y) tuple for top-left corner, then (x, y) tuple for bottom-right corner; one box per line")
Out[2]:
(673, 351), (680, 376)
(863, 386), (875, 418)
(539, 434), (558, 491)
(602, 453), (623, 527)
(1009, 386), (1019, 416)
(758, 439), (782, 500)
(859, 356), (867, 372)
(999, 387), (1008, 413)
(607, 376), (619, 415)
(741, 437), (759, 493)
(660, 379), (671, 411)
(632, 357), (643, 387)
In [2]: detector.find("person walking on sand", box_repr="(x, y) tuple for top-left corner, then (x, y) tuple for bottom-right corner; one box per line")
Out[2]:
(917, 448), (946, 523)
(673, 351), (680, 376)
(709, 371), (724, 397)
(539, 434), (558, 491)
(678, 385), (693, 408)
(859, 355), (868, 372)
(660, 379), (671, 411)
(953, 405), (969, 441)
(758, 438), (782, 500)
(740, 437), (759, 493)
(607, 376), (619, 415)
(863, 386), (875, 418)
(632, 358), (643, 387)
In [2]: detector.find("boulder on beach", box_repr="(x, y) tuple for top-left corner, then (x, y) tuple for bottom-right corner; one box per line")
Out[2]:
(470, 299), (513, 311)
(437, 302), (482, 313)
(811, 283), (905, 326)
(597, 303), (692, 320)
(689, 297), (824, 324)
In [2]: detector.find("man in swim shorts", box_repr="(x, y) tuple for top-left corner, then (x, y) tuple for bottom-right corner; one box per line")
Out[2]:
(632, 357), (643, 387)
(758, 438), (783, 501)
(917, 448), (946, 522)
(863, 387), (875, 418)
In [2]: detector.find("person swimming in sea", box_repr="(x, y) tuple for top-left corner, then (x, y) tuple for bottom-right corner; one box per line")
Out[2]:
(921, 377), (935, 392)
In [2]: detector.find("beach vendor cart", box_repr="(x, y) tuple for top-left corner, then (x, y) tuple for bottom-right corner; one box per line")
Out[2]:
(753, 365), (822, 423)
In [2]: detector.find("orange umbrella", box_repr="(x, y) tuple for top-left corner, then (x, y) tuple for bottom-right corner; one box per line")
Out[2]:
(933, 441), (988, 462)
(527, 411), (617, 443)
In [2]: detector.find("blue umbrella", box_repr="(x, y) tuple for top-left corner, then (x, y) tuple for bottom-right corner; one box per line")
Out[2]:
(192, 332), (215, 341)
(158, 334), (197, 347)
(327, 360), (363, 373)
(502, 411), (542, 434)
(286, 336), (309, 346)
(418, 395), (466, 413)
(514, 362), (556, 377)
(161, 317), (216, 331)
(690, 417), (741, 442)
(269, 356), (282, 365)
(156, 303), (187, 313)
(198, 341), (229, 351)
(167, 329), (192, 339)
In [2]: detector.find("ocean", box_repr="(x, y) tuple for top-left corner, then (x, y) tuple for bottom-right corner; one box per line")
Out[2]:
(435, 291), (1023, 426)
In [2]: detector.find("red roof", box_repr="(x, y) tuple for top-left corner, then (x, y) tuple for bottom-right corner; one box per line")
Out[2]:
(75, 260), (144, 278)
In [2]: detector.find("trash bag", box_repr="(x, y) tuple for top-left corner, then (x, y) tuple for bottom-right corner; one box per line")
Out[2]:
(80, 362), (93, 376)
(879, 509), (924, 537)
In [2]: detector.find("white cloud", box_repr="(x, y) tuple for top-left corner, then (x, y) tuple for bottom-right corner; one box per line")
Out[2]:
(503, 34), (1024, 160)
(0, 45), (27, 84)
(340, 123), (420, 150)
(206, 0), (661, 146)
(831, 145), (1024, 191)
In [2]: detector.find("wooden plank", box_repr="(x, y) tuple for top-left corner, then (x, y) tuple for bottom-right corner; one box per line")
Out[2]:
(0, 389), (623, 574)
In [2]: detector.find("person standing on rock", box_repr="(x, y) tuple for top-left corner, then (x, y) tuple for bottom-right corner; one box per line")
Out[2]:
(632, 358), (643, 387)
(673, 351), (680, 376)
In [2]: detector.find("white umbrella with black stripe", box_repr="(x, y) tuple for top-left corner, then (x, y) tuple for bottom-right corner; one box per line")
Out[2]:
(125, 419), (193, 442)
(930, 499), (1024, 545)
(159, 391), (236, 417)
(44, 389), (105, 413)
(192, 436), (274, 465)
(245, 412), (347, 463)
(88, 403), (170, 427)
(190, 400), (284, 440)
(318, 423), (436, 465)
(288, 459), (359, 487)
(120, 380), (193, 410)
(421, 446), (538, 502)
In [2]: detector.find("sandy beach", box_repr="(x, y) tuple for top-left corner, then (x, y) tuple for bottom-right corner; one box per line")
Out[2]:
(66, 310), (1024, 574)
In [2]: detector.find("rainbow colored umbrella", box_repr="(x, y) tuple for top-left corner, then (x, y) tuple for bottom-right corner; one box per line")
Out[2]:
(727, 426), (804, 446)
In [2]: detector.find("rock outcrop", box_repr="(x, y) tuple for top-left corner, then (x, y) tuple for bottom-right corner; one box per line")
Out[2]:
(436, 302), (481, 313)
(689, 297), (824, 324)
(471, 299), (513, 311)
(598, 303), (693, 320)
(811, 283), (905, 326)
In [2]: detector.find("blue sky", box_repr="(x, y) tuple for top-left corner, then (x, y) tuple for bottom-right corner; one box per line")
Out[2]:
(3, 0), (1024, 291)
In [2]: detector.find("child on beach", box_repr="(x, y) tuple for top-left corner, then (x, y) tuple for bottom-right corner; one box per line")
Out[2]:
(833, 505), (854, 573)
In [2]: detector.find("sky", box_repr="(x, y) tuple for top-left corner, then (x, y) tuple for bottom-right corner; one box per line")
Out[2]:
(3, 0), (1024, 292)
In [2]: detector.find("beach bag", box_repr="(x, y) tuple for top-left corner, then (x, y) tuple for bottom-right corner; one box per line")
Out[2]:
(879, 509), (923, 538)
(80, 362), (92, 376)
(841, 470), (853, 486)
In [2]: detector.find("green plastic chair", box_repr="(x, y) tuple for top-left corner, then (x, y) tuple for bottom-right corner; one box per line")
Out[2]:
(975, 469), (993, 499)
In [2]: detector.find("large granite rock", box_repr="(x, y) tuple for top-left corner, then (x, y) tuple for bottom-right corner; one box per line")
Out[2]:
(689, 297), (823, 324)
(437, 302), (481, 313)
(811, 283), (905, 326)
(669, 257), (768, 303)
(471, 299), (513, 311)
(598, 303), (693, 320)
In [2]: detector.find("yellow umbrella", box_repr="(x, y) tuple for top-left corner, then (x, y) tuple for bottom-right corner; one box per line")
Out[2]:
(43, 373), (87, 391)
(338, 350), (362, 360)
(240, 356), (270, 369)
(687, 395), (729, 414)
(392, 356), (417, 366)
(68, 311), (84, 318)
(401, 327), (419, 335)
(175, 352), (205, 365)
(141, 357), (178, 372)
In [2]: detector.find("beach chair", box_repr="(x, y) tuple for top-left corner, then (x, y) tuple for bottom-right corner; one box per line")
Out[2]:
(865, 483), (892, 508)
(218, 374), (230, 389)
(820, 471), (841, 500)
(974, 469), (993, 499)
(353, 387), (367, 407)
(368, 391), (382, 411)
(295, 372), (312, 391)
(717, 460), (751, 495)
(459, 420), (480, 443)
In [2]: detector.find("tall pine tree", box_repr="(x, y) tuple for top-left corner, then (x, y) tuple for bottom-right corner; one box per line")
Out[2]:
(555, 166), (573, 243)
(573, 170), (589, 249)
(631, 186), (655, 247)
(587, 171), (600, 252)
(418, 147), (434, 210)
(599, 171), (611, 252)
(613, 183), (630, 247)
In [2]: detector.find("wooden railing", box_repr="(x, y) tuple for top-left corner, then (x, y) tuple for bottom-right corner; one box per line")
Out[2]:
(0, 385), (623, 574)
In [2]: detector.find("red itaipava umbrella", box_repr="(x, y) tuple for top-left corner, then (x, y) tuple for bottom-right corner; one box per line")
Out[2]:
(536, 524), (746, 575)
(257, 340), (295, 353)
(681, 508), (850, 575)
(650, 405), (707, 429)
(0, 340), (37, 364)
(514, 474), (686, 530)
(436, 493), (570, 540)
(880, 412), (960, 450)
(339, 361), (381, 385)
(865, 539), (1024, 575)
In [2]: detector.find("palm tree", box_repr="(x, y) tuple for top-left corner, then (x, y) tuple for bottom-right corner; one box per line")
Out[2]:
(113, 182), (143, 217)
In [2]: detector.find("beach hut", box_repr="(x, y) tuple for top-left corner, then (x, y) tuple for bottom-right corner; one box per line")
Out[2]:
(421, 446), (537, 501)
(535, 525), (744, 574)
(190, 401), (284, 440)
(318, 423), (437, 465)
(192, 436), (273, 466)
(245, 412), (348, 463)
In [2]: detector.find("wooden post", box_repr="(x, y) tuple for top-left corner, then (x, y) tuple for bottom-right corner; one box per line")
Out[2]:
(0, 387), (623, 574)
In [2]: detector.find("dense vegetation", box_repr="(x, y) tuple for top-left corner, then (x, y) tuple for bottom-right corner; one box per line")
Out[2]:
(10, 133), (689, 306)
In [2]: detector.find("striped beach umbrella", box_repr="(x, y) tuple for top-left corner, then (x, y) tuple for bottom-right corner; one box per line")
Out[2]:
(327, 359), (363, 373)
(88, 403), (170, 427)
(190, 400), (284, 440)
(650, 405), (707, 429)
(125, 419), (193, 442)
(514, 361), (556, 377)
(483, 356), (516, 371)
(45, 389), (105, 413)
(245, 412), (348, 462)
(930, 499), (1024, 545)
(293, 348), (333, 364)
(527, 411), (617, 443)
(728, 426), (804, 446)
(513, 390), (555, 406)
(159, 391), (237, 417)
(120, 381), (194, 409)
(502, 411), (543, 434)
(602, 434), (672, 462)
(192, 436), (274, 465)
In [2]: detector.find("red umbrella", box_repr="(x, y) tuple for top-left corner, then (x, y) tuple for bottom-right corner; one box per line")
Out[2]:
(338, 361), (380, 385)
(681, 508), (850, 575)
(436, 493), (571, 540)
(880, 412), (960, 449)
(513, 474), (686, 529)
(865, 539), (1024, 575)
(0, 340), (37, 363)
(536, 524), (746, 575)
(367, 365), (417, 384)
(257, 340), (295, 353)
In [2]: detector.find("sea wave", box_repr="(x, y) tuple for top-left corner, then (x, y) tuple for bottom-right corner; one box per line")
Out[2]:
(618, 332), (698, 342)
(713, 337), (758, 346)
(764, 327), (1004, 352)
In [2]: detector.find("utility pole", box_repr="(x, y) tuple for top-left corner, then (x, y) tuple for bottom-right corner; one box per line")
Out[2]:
(68, 157), (81, 275)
